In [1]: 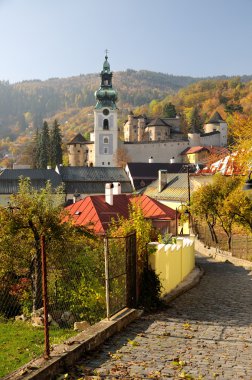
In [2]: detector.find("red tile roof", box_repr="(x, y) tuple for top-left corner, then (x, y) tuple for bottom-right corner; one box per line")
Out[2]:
(65, 194), (176, 234)
(181, 146), (209, 155)
(197, 152), (242, 176)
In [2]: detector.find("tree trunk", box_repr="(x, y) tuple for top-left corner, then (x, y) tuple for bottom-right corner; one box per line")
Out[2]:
(31, 239), (43, 312)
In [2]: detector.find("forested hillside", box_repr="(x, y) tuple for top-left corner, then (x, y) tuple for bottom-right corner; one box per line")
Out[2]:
(0, 70), (200, 139)
(0, 70), (252, 167)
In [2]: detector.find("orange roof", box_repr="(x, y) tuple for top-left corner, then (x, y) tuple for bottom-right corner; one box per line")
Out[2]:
(65, 194), (176, 234)
(181, 146), (209, 155)
(197, 152), (242, 176)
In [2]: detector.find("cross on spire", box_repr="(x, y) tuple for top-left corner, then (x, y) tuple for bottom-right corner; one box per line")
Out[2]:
(105, 49), (109, 60)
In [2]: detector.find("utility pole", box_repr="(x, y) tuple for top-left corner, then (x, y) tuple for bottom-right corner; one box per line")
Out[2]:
(187, 165), (191, 233)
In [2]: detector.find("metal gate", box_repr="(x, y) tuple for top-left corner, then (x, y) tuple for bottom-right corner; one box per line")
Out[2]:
(104, 232), (137, 319)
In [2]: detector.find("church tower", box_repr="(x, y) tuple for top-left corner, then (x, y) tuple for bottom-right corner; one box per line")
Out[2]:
(93, 52), (118, 166)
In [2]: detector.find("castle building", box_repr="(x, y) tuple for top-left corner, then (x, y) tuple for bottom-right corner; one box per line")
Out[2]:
(67, 55), (228, 167)
(124, 113), (183, 142)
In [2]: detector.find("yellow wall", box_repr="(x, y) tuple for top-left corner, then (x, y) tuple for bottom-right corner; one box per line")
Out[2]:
(149, 236), (195, 296)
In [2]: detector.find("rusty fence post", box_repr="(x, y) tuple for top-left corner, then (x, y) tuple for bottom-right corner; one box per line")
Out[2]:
(41, 234), (50, 359)
(104, 236), (110, 320)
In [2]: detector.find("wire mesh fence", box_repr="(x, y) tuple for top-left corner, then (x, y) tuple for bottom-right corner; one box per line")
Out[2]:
(193, 220), (252, 261)
(105, 232), (137, 318)
(0, 232), (137, 378)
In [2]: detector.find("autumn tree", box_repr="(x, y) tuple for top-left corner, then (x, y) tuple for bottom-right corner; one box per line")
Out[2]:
(191, 174), (251, 250)
(113, 146), (131, 167)
(108, 202), (161, 309)
(0, 178), (75, 311)
(228, 113), (252, 171)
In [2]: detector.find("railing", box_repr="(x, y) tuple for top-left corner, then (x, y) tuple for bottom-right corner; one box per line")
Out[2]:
(193, 221), (252, 261)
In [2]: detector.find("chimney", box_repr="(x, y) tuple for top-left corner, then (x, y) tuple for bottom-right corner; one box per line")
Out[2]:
(148, 156), (154, 163)
(113, 182), (121, 195)
(73, 191), (80, 204)
(158, 170), (167, 193)
(105, 183), (114, 205)
(170, 157), (175, 164)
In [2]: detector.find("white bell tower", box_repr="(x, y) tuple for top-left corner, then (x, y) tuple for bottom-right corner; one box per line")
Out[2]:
(93, 52), (118, 167)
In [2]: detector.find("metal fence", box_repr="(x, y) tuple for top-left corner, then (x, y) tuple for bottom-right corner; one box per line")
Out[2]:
(104, 232), (137, 318)
(193, 221), (252, 261)
(0, 232), (137, 376)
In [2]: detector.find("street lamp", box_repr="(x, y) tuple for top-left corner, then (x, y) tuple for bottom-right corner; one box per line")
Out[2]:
(243, 172), (252, 199)
(175, 205), (190, 236)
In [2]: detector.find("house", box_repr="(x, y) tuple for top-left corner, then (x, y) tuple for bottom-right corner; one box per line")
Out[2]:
(65, 183), (176, 235)
(0, 169), (62, 206)
(180, 146), (229, 165)
(55, 166), (133, 203)
(196, 152), (242, 176)
(142, 171), (192, 210)
(125, 162), (200, 191)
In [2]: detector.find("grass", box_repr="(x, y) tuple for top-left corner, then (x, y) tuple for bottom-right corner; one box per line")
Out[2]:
(0, 319), (76, 378)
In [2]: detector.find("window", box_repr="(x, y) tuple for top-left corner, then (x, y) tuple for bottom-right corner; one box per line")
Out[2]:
(103, 119), (109, 130)
(104, 147), (108, 154)
(108, 162), (110, 165)
(103, 137), (109, 144)
(102, 162), (104, 165)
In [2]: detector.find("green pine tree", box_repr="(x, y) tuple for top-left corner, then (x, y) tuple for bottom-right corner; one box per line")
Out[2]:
(50, 119), (63, 168)
(163, 102), (177, 118)
(37, 121), (50, 169)
(188, 106), (203, 133)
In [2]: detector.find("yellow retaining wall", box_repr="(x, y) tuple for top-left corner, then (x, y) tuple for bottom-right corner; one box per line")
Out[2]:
(149, 237), (195, 296)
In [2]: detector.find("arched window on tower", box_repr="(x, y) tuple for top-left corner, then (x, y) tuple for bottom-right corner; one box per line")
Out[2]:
(103, 119), (109, 130)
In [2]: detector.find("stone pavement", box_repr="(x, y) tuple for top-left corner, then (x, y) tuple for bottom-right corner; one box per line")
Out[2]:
(62, 254), (252, 379)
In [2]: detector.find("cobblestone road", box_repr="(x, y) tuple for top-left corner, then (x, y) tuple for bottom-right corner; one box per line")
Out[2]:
(65, 255), (252, 379)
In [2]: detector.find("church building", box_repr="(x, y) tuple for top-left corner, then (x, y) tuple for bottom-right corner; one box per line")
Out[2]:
(67, 53), (118, 167)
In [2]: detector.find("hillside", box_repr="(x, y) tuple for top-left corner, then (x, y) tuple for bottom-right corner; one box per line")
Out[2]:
(0, 71), (252, 167)
(0, 70), (200, 140)
(145, 76), (252, 123)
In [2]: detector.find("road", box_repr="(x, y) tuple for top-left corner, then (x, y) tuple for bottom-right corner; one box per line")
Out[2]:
(61, 254), (252, 379)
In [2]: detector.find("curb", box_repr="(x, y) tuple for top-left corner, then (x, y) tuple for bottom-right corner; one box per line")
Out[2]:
(3, 308), (143, 380)
(162, 266), (204, 304)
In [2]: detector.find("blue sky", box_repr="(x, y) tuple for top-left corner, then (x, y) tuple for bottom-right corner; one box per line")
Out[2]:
(0, 0), (251, 83)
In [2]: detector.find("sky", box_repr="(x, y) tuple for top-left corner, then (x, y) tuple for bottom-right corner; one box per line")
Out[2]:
(0, 0), (252, 83)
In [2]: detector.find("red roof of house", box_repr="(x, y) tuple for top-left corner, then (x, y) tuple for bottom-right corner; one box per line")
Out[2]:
(65, 194), (176, 234)
(197, 152), (242, 176)
(181, 146), (209, 155)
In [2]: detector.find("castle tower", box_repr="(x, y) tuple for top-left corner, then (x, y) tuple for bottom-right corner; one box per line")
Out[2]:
(93, 52), (118, 166)
(203, 111), (227, 147)
(67, 133), (93, 166)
